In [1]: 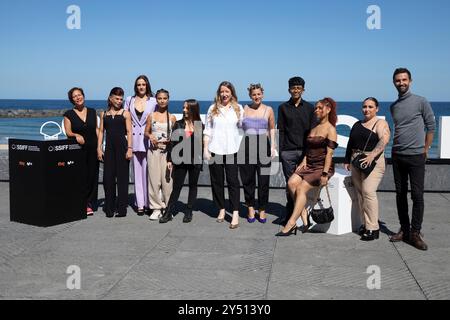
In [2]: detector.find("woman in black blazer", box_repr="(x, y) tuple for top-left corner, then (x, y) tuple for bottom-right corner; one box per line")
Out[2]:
(159, 99), (204, 223)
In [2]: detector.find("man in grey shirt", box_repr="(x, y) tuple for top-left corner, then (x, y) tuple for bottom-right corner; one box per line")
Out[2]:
(389, 68), (436, 251)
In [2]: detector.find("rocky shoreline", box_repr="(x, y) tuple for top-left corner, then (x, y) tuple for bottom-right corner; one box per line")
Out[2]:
(0, 109), (101, 118)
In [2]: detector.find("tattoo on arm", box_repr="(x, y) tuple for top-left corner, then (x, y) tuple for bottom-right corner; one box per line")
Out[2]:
(371, 125), (389, 157)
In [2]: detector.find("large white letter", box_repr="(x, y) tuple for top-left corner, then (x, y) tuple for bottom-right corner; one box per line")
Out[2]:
(366, 265), (381, 290)
(66, 5), (81, 30)
(66, 265), (81, 290)
(439, 116), (450, 159)
(367, 5), (381, 30)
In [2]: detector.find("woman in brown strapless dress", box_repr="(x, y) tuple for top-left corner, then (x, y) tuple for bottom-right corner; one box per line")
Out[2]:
(276, 98), (339, 236)
(296, 136), (338, 186)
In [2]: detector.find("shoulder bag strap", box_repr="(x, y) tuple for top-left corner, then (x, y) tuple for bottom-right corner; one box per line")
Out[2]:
(361, 120), (379, 153)
(166, 111), (170, 140)
(313, 184), (332, 207)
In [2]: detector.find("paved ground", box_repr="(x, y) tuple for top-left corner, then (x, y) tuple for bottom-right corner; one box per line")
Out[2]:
(1, 178), (450, 300)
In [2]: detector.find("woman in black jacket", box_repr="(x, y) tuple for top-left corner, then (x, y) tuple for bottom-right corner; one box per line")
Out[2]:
(159, 99), (204, 223)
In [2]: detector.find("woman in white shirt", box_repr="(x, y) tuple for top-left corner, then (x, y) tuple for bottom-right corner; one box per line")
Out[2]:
(204, 81), (244, 229)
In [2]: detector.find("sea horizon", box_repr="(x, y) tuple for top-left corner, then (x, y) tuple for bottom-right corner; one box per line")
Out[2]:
(1, 99), (449, 158)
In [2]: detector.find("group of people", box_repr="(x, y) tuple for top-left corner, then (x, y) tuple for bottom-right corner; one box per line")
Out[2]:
(63, 68), (436, 251)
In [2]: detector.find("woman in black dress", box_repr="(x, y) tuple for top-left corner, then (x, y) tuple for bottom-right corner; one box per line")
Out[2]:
(64, 87), (99, 216)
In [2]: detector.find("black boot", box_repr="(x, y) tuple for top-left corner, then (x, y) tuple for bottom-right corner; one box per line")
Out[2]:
(183, 208), (193, 223)
(357, 225), (366, 236)
(159, 207), (173, 223)
(361, 229), (380, 241)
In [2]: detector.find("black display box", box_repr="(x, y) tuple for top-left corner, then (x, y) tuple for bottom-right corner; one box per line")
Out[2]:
(9, 139), (86, 227)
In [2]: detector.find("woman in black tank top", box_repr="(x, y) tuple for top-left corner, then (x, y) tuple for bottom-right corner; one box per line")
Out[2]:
(344, 97), (390, 241)
(97, 87), (133, 218)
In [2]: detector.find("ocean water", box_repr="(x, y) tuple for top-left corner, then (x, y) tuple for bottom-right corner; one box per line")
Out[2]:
(0, 100), (449, 158)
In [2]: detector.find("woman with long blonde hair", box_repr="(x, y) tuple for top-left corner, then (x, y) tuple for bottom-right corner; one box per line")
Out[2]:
(204, 81), (244, 229)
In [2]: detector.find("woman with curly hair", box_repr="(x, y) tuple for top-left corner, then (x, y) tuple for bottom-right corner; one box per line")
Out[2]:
(276, 97), (338, 236)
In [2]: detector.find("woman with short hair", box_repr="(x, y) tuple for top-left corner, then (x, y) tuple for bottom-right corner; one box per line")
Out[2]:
(97, 87), (133, 218)
(64, 87), (99, 216)
(239, 83), (276, 224)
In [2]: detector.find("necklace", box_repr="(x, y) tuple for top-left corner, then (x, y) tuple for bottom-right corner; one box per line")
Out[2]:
(110, 108), (121, 119)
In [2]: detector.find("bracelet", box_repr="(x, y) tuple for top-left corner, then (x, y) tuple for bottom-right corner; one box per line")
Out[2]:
(127, 147), (133, 150)
(321, 172), (329, 177)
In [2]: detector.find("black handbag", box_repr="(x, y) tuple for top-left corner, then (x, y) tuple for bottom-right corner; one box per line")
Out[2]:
(310, 185), (334, 224)
(351, 121), (379, 176)
(352, 153), (376, 176)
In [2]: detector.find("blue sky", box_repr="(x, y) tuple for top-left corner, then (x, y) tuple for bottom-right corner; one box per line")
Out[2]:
(1, 0), (450, 101)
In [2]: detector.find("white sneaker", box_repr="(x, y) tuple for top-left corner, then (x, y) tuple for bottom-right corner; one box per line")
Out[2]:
(150, 210), (161, 221)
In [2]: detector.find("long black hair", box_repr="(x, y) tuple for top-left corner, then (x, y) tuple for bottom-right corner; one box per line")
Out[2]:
(184, 99), (201, 122)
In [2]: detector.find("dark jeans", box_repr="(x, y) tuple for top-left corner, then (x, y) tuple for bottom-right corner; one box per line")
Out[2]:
(392, 153), (426, 232)
(280, 150), (304, 220)
(167, 164), (201, 211)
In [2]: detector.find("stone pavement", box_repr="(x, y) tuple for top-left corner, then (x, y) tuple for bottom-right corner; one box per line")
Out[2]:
(1, 180), (450, 300)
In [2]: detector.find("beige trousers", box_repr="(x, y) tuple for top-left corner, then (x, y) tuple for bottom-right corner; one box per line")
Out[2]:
(351, 153), (386, 231)
(147, 148), (173, 210)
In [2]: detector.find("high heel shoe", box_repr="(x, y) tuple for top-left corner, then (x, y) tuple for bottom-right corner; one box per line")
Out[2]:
(246, 207), (256, 223)
(216, 211), (226, 223)
(230, 212), (239, 229)
(301, 214), (312, 234)
(257, 217), (267, 224)
(257, 211), (267, 224)
(275, 224), (298, 237)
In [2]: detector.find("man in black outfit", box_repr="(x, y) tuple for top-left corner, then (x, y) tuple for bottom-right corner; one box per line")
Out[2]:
(277, 77), (316, 225)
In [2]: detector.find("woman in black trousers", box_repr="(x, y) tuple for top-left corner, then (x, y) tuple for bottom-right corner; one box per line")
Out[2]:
(204, 81), (244, 229)
(239, 83), (277, 223)
(64, 87), (99, 216)
(97, 87), (133, 218)
(159, 99), (204, 223)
